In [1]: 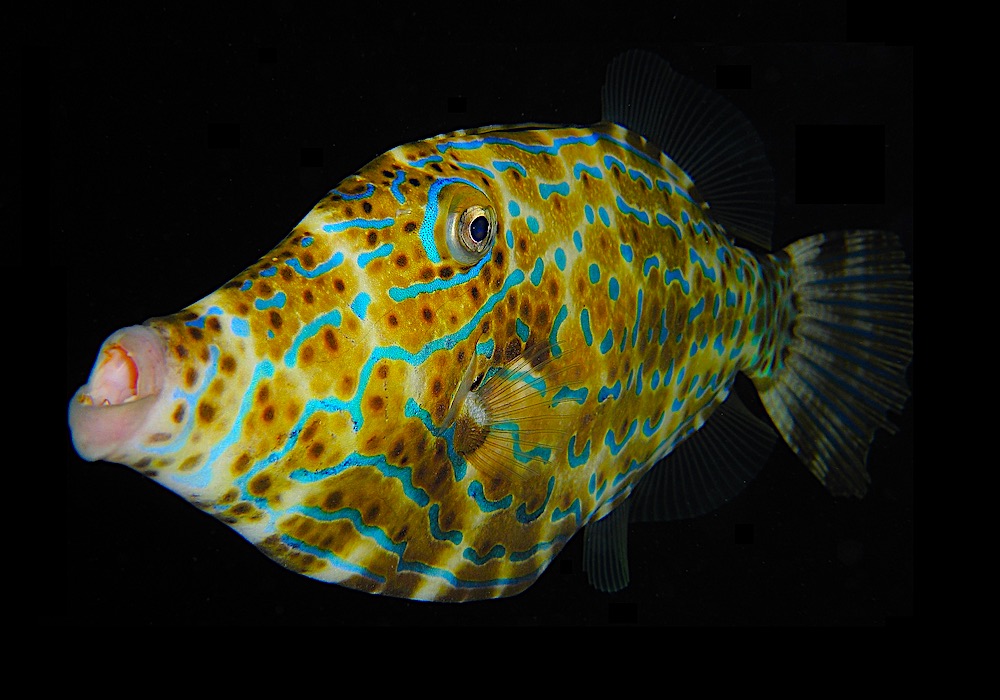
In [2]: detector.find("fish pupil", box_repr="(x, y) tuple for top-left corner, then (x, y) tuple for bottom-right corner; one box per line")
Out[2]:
(469, 215), (490, 242)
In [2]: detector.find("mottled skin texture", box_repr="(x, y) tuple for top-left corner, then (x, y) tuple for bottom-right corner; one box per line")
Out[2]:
(77, 122), (790, 601)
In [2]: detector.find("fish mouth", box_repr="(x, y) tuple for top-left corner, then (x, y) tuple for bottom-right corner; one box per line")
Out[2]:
(68, 325), (168, 463)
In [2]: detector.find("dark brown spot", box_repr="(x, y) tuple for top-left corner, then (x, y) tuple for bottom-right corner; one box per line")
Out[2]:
(404, 221), (417, 232)
(262, 405), (275, 422)
(302, 421), (318, 442)
(324, 328), (339, 351)
(232, 453), (250, 475)
(323, 490), (343, 511)
(175, 344), (188, 359)
(301, 345), (315, 362)
(518, 237), (527, 252)
(431, 378), (443, 396)
(362, 201), (372, 214)
(281, 267), (293, 282)
(185, 367), (198, 388)
(391, 439), (405, 458)
(237, 302), (250, 315)
(207, 317), (221, 332)
(536, 306), (549, 327)
(249, 473), (271, 496)
(504, 337), (521, 362)
(198, 402), (215, 422)
(408, 178), (420, 186)
(303, 289), (314, 304)
(365, 503), (380, 522)
(334, 278), (345, 292)
(342, 375), (354, 392)
(179, 454), (203, 471)
(470, 285), (481, 301)
(367, 230), (378, 245)
(388, 314), (398, 327)
(172, 404), (186, 423)
(270, 310), (282, 329)
(395, 254), (408, 267)
(303, 252), (315, 268)
(220, 355), (236, 373)
(188, 327), (203, 341)
(519, 298), (532, 321)
(309, 442), (325, 459)
(422, 307), (433, 322)
(376, 364), (389, 379)
(200, 347), (209, 363)
(369, 395), (385, 412)
(439, 266), (454, 279)
(258, 282), (273, 297)
(493, 248), (504, 266)
(257, 385), (270, 402)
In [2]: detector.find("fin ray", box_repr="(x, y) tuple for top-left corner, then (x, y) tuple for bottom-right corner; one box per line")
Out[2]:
(753, 230), (913, 497)
(602, 50), (775, 249)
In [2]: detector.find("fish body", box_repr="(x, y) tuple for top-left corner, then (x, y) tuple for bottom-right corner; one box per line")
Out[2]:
(67, 51), (912, 603)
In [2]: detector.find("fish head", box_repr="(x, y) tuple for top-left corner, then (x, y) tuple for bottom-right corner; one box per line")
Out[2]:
(68, 139), (575, 600)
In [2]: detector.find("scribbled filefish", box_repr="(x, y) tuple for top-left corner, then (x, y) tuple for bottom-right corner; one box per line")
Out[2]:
(67, 51), (913, 602)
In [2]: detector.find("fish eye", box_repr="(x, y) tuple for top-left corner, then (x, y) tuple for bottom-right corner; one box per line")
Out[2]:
(448, 204), (497, 265)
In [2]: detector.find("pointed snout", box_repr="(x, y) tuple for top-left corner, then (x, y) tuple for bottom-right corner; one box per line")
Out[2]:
(68, 325), (168, 462)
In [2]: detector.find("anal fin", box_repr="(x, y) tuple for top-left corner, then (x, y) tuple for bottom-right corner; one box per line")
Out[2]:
(630, 390), (777, 522)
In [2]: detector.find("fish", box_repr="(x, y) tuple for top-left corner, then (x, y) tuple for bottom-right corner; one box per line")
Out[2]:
(67, 48), (913, 603)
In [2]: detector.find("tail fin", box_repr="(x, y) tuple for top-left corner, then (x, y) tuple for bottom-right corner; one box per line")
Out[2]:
(751, 230), (913, 497)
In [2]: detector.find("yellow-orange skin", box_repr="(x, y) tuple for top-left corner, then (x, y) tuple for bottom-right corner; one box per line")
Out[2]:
(82, 123), (787, 601)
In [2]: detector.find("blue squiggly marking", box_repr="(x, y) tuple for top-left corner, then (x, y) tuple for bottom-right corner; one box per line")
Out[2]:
(580, 308), (593, 346)
(287, 251), (344, 278)
(549, 305), (567, 357)
(530, 258), (544, 286)
(605, 420), (638, 456)
(568, 436), (590, 468)
(351, 292), (371, 320)
(515, 477), (554, 524)
(390, 170), (407, 204)
(231, 317), (250, 337)
(493, 160), (527, 177)
(331, 183), (375, 200)
(616, 196), (649, 224)
(388, 251), (490, 302)
(358, 243), (393, 268)
(464, 544), (506, 565)
(573, 163), (602, 180)
(429, 503), (462, 544)
(539, 182), (569, 199)
(468, 480), (513, 512)
(598, 380), (621, 402)
(284, 309), (342, 367)
(322, 217), (393, 233)
(254, 292), (286, 311)
(551, 385), (587, 405)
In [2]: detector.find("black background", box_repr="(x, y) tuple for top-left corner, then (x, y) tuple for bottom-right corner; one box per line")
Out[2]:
(46, 29), (912, 625)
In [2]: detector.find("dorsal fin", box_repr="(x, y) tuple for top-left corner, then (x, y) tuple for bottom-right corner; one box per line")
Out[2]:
(601, 50), (775, 250)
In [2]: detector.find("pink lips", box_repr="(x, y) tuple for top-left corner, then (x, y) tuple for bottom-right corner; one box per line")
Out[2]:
(68, 325), (168, 462)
